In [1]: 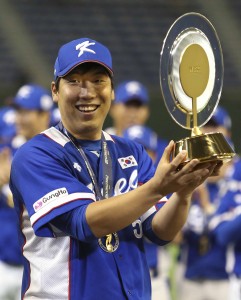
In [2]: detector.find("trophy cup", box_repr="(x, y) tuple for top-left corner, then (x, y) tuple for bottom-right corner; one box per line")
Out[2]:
(160, 12), (235, 166)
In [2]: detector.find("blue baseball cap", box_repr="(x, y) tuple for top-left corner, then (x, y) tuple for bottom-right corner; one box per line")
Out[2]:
(123, 125), (158, 151)
(0, 106), (16, 140)
(54, 37), (113, 80)
(115, 81), (149, 104)
(14, 84), (53, 111)
(209, 106), (232, 130)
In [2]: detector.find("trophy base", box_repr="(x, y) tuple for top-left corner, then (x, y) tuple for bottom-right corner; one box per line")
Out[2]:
(173, 132), (235, 165)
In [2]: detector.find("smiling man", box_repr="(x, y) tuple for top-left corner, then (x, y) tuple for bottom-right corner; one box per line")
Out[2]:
(10, 37), (219, 300)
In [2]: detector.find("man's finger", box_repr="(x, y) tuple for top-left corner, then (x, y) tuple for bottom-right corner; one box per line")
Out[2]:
(171, 151), (187, 169)
(160, 140), (175, 164)
(173, 159), (201, 178)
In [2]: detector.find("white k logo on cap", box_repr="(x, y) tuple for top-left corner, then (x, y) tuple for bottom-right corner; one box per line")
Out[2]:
(76, 41), (96, 57)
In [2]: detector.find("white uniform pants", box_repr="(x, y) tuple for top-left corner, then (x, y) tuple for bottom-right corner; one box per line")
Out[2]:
(229, 275), (241, 300)
(180, 278), (229, 300)
(0, 261), (23, 300)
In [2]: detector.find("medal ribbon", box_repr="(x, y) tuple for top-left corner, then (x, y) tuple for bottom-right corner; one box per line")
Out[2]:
(58, 122), (118, 252)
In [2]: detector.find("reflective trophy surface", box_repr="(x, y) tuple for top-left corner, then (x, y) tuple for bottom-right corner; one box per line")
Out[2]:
(160, 12), (235, 166)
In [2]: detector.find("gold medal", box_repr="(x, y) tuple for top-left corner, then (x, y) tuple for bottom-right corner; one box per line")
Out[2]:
(98, 233), (119, 253)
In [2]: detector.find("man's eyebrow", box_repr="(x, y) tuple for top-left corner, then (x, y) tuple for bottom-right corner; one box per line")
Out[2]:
(67, 68), (109, 76)
(92, 70), (108, 75)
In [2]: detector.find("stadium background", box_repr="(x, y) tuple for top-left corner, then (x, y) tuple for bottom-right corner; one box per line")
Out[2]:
(0, 0), (241, 154)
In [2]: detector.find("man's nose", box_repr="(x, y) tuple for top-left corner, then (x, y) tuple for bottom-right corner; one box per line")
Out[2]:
(79, 82), (96, 98)
(79, 87), (88, 97)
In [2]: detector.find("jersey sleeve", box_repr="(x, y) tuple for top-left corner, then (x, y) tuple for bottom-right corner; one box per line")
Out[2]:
(215, 214), (241, 246)
(10, 141), (96, 237)
(209, 190), (241, 246)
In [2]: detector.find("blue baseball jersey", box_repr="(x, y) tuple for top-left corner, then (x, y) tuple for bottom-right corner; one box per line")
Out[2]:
(209, 158), (241, 277)
(0, 189), (23, 265)
(181, 182), (228, 280)
(0, 141), (23, 266)
(10, 127), (168, 299)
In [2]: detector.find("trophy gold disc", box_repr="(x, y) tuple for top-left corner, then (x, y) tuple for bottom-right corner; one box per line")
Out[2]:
(160, 12), (235, 165)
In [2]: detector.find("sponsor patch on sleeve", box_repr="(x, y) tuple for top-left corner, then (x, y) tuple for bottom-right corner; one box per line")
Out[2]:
(33, 187), (68, 212)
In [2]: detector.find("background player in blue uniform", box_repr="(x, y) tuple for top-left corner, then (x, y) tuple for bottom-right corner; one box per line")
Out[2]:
(107, 79), (169, 166)
(0, 106), (22, 300)
(0, 106), (16, 146)
(10, 37), (219, 300)
(209, 156), (241, 299)
(105, 80), (150, 137)
(0, 85), (53, 300)
(106, 80), (169, 164)
(178, 106), (233, 300)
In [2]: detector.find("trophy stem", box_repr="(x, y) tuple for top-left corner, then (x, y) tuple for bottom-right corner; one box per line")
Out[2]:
(191, 97), (202, 136)
(192, 97), (198, 128)
(191, 126), (203, 136)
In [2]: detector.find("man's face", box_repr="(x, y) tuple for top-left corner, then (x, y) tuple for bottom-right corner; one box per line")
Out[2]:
(15, 109), (50, 140)
(110, 100), (149, 134)
(52, 63), (114, 140)
(124, 100), (149, 127)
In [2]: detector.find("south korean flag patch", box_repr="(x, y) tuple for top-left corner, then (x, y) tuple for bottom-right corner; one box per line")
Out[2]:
(118, 155), (138, 169)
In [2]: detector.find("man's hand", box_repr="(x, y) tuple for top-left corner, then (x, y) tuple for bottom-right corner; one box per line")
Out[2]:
(152, 141), (217, 198)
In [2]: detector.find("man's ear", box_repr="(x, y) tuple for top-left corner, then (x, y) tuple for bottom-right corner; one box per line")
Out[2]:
(111, 90), (115, 102)
(51, 81), (59, 103)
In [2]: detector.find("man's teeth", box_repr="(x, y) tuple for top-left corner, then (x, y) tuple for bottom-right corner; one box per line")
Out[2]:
(78, 105), (97, 112)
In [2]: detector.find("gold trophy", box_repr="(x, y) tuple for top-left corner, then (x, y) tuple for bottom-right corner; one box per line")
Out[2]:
(160, 12), (235, 166)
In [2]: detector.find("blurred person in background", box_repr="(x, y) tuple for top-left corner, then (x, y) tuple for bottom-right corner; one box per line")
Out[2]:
(123, 124), (172, 300)
(209, 155), (241, 300)
(11, 83), (53, 151)
(105, 80), (150, 136)
(207, 109), (241, 299)
(178, 106), (233, 300)
(0, 106), (16, 147)
(106, 79), (168, 168)
(0, 84), (53, 300)
(0, 105), (21, 300)
(49, 105), (61, 127)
